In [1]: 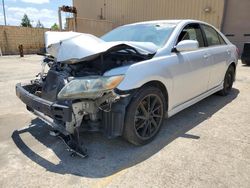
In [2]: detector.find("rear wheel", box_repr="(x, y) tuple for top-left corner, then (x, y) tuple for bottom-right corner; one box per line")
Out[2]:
(218, 65), (235, 96)
(123, 86), (166, 145)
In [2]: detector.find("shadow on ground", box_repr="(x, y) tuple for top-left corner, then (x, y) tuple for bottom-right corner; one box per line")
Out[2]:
(12, 89), (239, 178)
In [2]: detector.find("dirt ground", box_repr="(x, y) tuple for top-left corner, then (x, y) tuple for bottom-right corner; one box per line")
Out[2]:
(0, 55), (249, 188)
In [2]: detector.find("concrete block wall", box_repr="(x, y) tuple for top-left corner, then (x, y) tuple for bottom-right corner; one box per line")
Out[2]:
(0, 25), (49, 55)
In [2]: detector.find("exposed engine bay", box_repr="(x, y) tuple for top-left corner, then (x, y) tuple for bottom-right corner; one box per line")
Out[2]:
(29, 44), (152, 132)
(16, 31), (156, 157)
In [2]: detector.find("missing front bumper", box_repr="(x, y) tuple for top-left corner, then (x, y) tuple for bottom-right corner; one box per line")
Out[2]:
(16, 83), (72, 134)
(16, 83), (132, 138)
(16, 83), (72, 122)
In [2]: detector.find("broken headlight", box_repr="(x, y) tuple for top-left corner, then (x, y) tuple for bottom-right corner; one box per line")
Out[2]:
(57, 75), (124, 99)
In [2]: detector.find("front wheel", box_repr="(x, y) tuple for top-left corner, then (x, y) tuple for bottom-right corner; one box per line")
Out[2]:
(218, 65), (235, 96)
(123, 86), (166, 145)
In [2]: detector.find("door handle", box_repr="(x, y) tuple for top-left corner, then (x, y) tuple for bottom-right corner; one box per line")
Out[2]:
(203, 54), (210, 59)
(227, 49), (231, 55)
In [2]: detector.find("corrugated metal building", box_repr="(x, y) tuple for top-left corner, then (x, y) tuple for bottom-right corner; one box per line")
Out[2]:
(222, 0), (250, 54)
(72, 0), (250, 53)
(72, 0), (224, 33)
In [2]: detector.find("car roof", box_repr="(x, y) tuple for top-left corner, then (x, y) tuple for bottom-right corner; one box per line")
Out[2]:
(124, 19), (207, 26)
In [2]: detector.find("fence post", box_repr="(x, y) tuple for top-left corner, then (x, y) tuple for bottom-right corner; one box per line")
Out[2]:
(18, 44), (24, 57)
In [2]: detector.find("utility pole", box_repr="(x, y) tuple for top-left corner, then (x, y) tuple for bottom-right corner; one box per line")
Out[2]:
(58, 6), (77, 31)
(58, 7), (62, 31)
(2, 0), (7, 25)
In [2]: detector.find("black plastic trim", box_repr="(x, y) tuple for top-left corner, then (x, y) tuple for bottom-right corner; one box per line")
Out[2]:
(114, 88), (136, 95)
(16, 83), (72, 122)
(101, 94), (132, 138)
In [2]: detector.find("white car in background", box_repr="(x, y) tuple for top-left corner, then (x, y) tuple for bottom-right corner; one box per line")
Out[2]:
(16, 20), (238, 157)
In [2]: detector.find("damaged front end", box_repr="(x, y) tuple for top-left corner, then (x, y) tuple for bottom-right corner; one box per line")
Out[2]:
(16, 31), (156, 157)
(16, 71), (127, 137)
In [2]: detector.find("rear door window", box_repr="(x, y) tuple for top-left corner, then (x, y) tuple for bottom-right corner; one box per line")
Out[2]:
(201, 25), (224, 46)
(218, 34), (227, 45)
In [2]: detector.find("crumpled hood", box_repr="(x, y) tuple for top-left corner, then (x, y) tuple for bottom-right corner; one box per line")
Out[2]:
(45, 31), (158, 63)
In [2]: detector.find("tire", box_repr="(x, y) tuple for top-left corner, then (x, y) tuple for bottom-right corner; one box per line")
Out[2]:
(123, 86), (166, 145)
(218, 65), (235, 96)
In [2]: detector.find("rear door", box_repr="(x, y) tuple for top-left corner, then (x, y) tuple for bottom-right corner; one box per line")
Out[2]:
(201, 24), (230, 89)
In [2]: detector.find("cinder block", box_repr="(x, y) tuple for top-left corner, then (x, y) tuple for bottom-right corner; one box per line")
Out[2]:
(0, 26), (48, 55)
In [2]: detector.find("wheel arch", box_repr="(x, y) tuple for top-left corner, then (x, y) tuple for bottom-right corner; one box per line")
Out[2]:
(140, 80), (169, 111)
(229, 62), (236, 70)
(228, 62), (236, 81)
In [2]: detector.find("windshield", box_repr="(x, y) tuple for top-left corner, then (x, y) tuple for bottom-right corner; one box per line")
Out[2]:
(101, 23), (176, 47)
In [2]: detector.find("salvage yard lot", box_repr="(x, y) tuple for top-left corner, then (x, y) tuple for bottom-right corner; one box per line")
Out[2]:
(0, 55), (249, 188)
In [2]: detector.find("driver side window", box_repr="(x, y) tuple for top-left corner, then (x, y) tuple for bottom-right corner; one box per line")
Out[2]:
(177, 24), (205, 48)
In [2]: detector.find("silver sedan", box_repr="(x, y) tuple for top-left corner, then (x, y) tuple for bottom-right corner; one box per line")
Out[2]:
(16, 20), (238, 156)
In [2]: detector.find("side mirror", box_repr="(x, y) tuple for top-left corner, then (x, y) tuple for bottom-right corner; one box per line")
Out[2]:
(174, 40), (199, 52)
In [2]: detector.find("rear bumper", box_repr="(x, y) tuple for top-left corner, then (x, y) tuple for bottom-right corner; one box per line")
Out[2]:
(15, 83), (72, 123)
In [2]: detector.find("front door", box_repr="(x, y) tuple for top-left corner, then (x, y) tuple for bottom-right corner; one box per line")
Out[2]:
(171, 23), (211, 107)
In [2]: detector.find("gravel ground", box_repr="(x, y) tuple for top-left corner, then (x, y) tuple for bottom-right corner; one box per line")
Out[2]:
(0, 55), (249, 188)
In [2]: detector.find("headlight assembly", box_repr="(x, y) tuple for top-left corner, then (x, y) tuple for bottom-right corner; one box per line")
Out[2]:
(57, 75), (124, 99)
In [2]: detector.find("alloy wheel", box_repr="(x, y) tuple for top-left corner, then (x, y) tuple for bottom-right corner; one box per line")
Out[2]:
(134, 94), (164, 139)
(225, 71), (233, 93)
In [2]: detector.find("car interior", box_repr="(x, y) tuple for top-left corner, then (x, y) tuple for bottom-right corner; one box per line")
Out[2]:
(177, 24), (205, 48)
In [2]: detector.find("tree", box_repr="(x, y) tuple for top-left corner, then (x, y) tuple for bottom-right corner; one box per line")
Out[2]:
(51, 23), (59, 31)
(21, 14), (32, 27)
(36, 20), (44, 28)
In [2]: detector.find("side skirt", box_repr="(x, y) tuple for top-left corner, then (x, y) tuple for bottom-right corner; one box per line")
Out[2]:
(166, 84), (223, 118)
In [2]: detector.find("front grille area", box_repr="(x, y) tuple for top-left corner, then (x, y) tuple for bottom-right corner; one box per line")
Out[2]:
(41, 70), (67, 102)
